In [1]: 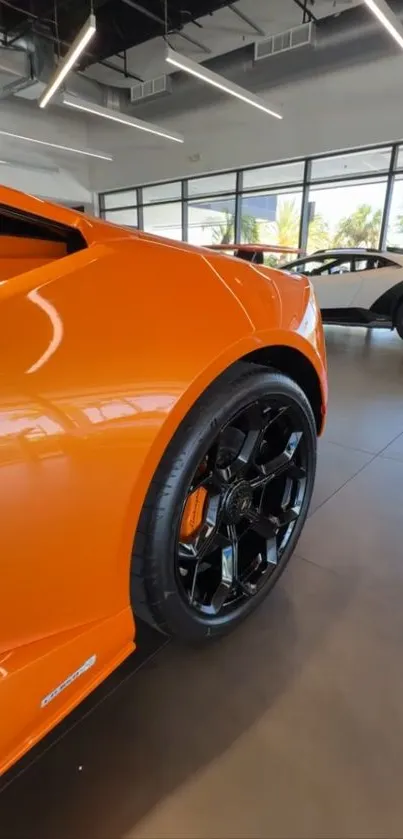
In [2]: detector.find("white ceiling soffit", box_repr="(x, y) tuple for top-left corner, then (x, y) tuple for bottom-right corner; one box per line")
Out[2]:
(83, 0), (363, 87)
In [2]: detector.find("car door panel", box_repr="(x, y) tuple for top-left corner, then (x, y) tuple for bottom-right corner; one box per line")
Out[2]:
(311, 268), (363, 309)
(350, 267), (403, 309)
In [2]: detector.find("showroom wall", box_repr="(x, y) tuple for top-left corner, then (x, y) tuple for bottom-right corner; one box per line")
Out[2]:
(88, 52), (403, 193)
(0, 97), (94, 206)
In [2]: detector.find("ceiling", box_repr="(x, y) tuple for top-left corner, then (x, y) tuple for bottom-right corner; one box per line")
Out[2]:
(0, 1), (235, 68)
(0, 0), (363, 88)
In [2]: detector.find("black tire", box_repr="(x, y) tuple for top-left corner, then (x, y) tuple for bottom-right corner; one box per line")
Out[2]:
(395, 301), (403, 339)
(131, 362), (317, 642)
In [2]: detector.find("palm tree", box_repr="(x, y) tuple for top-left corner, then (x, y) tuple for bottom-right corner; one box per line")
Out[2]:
(333, 204), (382, 248)
(208, 211), (260, 244)
(270, 198), (330, 259)
(269, 199), (299, 250)
(307, 214), (331, 252)
(240, 213), (260, 243)
(208, 199), (330, 256)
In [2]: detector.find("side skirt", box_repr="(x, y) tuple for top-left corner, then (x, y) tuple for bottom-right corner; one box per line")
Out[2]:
(321, 307), (392, 329)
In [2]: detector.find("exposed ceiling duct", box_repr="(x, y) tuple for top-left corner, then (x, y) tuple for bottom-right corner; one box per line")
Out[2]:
(128, 0), (403, 121)
(0, 1), (402, 125)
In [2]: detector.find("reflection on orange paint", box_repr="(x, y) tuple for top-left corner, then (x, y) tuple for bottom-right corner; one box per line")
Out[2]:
(0, 185), (327, 776)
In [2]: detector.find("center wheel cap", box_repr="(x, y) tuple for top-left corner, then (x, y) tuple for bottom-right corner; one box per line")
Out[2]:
(224, 481), (253, 524)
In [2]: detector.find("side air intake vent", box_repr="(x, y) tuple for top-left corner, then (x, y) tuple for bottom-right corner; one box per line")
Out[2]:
(254, 22), (316, 61)
(130, 75), (172, 104)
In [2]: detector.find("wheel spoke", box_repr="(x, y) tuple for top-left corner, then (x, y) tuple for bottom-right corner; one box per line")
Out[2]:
(268, 507), (299, 532)
(265, 405), (289, 429)
(266, 535), (279, 566)
(251, 430), (304, 487)
(239, 533), (279, 596)
(215, 403), (268, 483)
(248, 510), (276, 540)
(210, 525), (238, 613)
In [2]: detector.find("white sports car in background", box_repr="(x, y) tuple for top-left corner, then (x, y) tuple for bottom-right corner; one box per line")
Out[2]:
(283, 248), (403, 339)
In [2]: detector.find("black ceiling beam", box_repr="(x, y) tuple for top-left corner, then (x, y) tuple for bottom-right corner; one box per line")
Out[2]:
(120, 0), (166, 26)
(98, 57), (143, 82)
(228, 4), (265, 36)
(0, 0), (233, 68)
(121, 0), (211, 53)
(292, 0), (317, 24)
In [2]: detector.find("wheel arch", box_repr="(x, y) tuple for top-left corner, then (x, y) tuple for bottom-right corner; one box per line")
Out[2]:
(370, 280), (403, 323)
(240, 345), (324, 435)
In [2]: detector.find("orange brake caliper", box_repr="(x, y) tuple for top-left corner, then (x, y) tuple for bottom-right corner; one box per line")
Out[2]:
(180, 486), (208, 540)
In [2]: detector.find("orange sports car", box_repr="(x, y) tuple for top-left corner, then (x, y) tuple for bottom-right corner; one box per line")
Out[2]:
(0, 187), (327, 776)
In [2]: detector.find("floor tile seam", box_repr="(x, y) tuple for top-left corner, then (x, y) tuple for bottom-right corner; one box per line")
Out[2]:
(310, 425), (403, 518)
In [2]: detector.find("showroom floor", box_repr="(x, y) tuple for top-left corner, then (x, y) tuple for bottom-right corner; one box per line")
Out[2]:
(2, 325), (403, 839)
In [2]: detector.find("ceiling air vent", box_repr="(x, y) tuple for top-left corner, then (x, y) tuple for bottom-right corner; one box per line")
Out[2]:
(254, 22), (316, 61)
(130, 75), (172, 104)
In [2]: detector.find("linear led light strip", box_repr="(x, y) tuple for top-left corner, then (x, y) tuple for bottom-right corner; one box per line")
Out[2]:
(62, 94), (185, 143)
(165, 47), (282, 120)
(0, 128), (113, 161)
(39, 13), (96, 109)
(363, 0), (403, 49)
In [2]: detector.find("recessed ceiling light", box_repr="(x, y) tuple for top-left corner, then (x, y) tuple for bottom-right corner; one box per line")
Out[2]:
(39, 13), (96, 108)
(0, 128), (113, 161)
(165, 47), (282, 120)
(62, 94), (185, 143)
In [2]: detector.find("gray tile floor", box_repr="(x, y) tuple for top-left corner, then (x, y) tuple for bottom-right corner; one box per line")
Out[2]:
(2, 325), (403, 839)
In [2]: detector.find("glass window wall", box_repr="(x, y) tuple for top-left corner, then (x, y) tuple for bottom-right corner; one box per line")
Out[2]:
(310, 148), (391, 181)
(188, 172), (236, 198)
(385, 176), (403, 249)
(143, 202), (182, 240)
(142, 182), (181, 204)
(243, 161), (304, 190)
(307, 178), (387, 253)
(188, 195), (236, 246)
(240, 187), (303, 265)
(104, 207), (138, 227)
(100, 141), (403, 254)
(103, 189), (138, 210)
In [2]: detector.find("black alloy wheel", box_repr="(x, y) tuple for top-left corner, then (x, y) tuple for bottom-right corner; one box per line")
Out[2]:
(131, 362), (317, 642)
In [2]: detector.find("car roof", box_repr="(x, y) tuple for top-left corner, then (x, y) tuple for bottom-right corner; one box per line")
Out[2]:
(313, 248), (381, 256)
(294, 248), (403, 265)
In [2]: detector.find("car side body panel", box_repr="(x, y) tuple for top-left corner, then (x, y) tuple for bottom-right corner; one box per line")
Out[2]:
(0, 188), (327, 775)
(284, 249), (403, 317)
